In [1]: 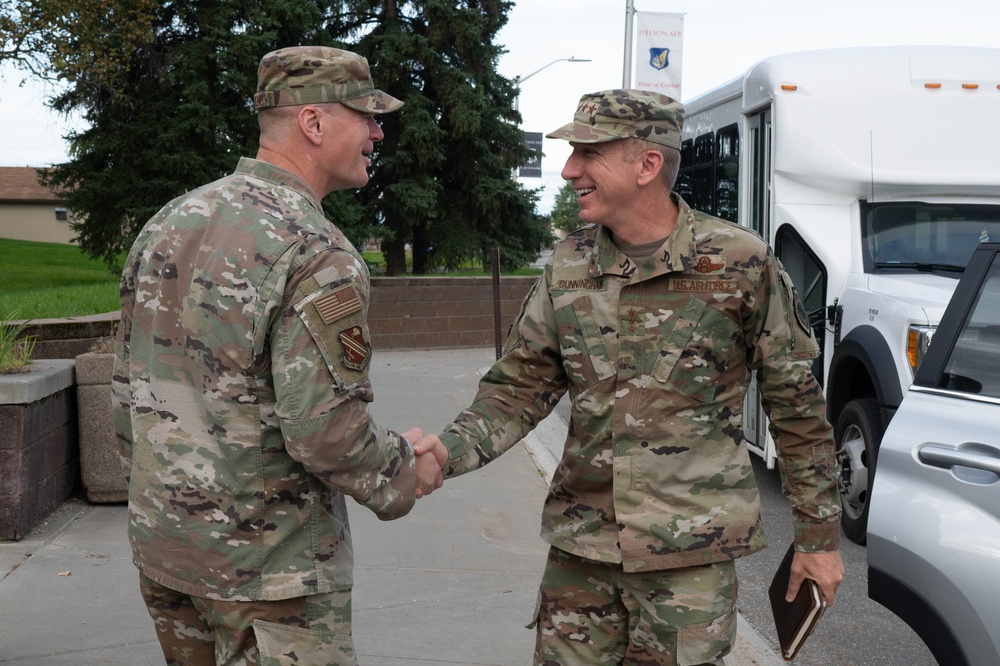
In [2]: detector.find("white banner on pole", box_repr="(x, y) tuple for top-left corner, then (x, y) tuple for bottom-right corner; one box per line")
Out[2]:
(633, 11), (684, 98)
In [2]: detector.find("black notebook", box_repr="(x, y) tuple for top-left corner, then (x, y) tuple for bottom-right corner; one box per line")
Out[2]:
(768, 543), (826, 661)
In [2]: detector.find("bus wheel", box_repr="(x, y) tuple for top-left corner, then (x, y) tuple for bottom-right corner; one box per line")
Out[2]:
(835, 399), (884, 545)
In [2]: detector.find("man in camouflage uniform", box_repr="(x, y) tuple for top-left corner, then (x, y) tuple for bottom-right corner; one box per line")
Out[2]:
(420, 90), (844, 664)
(113, 46), (446, 666)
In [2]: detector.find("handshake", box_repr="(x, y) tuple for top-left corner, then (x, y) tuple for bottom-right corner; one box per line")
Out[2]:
(401, 428), (447, 499)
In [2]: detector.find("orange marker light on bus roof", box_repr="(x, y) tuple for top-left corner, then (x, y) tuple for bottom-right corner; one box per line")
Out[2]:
(924, 83), (942, 89)
(962, 83), (979, 89)
(780, 84), (798, 91)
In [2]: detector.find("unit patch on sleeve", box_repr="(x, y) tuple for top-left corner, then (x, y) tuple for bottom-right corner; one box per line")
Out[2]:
(339, 325), (371, 371)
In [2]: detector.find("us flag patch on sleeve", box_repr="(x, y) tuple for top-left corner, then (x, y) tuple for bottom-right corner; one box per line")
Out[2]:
(315, 285), (363, 324)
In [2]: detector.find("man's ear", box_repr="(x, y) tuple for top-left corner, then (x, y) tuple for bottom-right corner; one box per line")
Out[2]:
(636, 149), (664, 187)
(298, 106), (324, 146)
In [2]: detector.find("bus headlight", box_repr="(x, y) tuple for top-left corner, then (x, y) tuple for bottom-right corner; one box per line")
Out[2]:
(906, 325), (936, 375)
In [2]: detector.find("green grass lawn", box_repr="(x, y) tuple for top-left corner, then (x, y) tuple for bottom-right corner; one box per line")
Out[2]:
(0, 239), (541, 322)
(0, 239), (121, 320)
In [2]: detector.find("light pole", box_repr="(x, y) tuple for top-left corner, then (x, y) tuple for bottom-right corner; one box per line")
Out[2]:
(514, 57), (591, 113)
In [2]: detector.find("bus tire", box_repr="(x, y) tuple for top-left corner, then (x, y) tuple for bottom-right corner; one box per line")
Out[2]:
(834, 398), (884, 545)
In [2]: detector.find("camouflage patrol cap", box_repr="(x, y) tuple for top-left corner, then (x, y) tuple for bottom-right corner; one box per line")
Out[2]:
(546, 89), (684, 150)
(253, 46), (403, 114)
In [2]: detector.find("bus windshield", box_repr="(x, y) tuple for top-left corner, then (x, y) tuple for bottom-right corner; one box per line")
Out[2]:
(862, 203), (1000, 274)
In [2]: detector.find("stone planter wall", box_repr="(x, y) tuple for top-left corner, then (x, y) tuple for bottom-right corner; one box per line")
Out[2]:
(75, 352), (127, 503)
(18, 312), (118, 361)
(0, 360), (78, 540)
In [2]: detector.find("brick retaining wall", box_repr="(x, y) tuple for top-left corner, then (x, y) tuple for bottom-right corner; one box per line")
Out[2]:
(368, 276), (536, 350)
(22, 276), (539, 357)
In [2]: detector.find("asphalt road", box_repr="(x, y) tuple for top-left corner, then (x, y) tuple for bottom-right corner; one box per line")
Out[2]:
(734, 455), (937, 665)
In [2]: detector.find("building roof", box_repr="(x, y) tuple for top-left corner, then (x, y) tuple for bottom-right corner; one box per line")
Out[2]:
(0, 167), (65, 204)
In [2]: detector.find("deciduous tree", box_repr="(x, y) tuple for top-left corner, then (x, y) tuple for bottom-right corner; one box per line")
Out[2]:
(39, 0), (368, 268)
(550, 180), (583, 233)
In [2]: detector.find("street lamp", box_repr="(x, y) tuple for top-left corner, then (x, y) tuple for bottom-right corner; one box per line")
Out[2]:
(514, 57), (591, 113)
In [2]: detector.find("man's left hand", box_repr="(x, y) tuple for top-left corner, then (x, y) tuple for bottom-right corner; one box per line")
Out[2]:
(787, 550), (844, 607)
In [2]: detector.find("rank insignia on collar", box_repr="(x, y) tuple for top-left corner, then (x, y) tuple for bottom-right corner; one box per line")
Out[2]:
(693, 255), (725, 274)
(339, 325), (370, 371)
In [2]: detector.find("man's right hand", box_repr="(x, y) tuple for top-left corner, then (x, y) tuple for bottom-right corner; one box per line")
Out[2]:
(412, 434), (447, 498)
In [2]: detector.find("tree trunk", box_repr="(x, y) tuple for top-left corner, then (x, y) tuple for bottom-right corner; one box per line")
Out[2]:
(411, 221), (429, 274)
(384, 237), (406, 276)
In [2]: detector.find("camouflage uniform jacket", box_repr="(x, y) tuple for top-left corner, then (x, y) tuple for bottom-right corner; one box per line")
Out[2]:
(113, 157), (416, 601)
(440, 195), (841, 572)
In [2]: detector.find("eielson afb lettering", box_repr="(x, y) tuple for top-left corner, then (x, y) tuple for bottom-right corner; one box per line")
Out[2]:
(638, 29), (682, 37)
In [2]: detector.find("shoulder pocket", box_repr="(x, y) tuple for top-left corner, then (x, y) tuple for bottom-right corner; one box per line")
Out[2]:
(778, 270), (820, 361)
(296, 284), (371, 390)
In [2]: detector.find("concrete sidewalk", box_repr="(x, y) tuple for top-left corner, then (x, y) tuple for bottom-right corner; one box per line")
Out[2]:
(0, 347), (783, 665)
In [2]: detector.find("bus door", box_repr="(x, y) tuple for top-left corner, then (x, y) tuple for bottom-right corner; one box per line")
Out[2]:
(743, 108), (777, 465)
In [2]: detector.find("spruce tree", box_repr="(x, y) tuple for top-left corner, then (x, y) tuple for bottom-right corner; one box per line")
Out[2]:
(328, 0), (551, 274)
(32, 0), (550, 273)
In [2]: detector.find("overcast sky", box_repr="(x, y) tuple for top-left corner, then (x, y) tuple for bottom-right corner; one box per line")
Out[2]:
(2, 0), (997, 211)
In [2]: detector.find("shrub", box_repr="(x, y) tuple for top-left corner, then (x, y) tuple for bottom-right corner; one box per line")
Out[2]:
(0, 312), (37, 374)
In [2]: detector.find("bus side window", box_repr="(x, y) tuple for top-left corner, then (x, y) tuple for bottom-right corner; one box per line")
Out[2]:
(715, 124), (739, 223)
(692, 134), (715, 214)
(677, 139), (694, 202)
(776, 225), (828, 384)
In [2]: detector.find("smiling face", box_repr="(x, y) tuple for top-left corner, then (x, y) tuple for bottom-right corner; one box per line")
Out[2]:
(561, 140), (639, 230)
(316, 103), (385, 191)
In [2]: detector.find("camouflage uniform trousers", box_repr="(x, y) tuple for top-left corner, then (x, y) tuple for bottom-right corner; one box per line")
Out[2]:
(530, 547), (737, 666)
(139, 573), (355, 666)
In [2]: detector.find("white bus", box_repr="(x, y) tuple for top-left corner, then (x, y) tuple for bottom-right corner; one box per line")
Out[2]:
(678, 46), (1000, 543)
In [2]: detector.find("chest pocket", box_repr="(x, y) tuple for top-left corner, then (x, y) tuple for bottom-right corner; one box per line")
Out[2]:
(651, 296), (741, 403)
(555, 294), (616, 390)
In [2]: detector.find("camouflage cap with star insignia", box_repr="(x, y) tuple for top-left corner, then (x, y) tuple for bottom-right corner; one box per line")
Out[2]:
(546, 89), (684, 150)
(253, 45), (403, 114)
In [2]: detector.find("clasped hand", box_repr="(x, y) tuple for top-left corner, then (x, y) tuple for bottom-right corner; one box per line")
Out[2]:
(400, 428), (447, 499)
